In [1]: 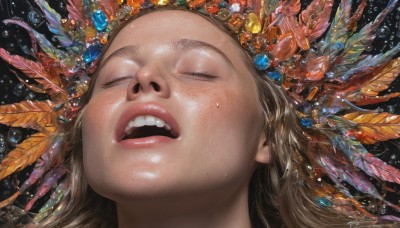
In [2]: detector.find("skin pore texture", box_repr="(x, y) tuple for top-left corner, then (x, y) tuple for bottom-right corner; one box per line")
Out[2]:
(81, 10), (270, 228)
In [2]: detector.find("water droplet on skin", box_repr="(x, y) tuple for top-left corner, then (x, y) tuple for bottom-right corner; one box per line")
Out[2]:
(7, 128), (22, 145)
(377, 26), (389, 38)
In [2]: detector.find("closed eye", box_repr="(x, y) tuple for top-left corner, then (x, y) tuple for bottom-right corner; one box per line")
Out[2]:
(101, 76), (132, 88)
(186, 72), (217, 79)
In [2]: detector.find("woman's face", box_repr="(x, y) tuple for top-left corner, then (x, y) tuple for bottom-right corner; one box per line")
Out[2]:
(82, 10), (269, 203)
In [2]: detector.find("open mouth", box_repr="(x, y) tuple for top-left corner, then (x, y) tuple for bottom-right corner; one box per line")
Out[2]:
(123, 115), (179, 140)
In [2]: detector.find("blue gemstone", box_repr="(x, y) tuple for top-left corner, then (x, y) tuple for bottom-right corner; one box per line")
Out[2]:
(268, 71), (282, 84)
(315, 197), (332, 207)
(300, 118), (313, 128)
(92, 10), (108, 31)
(83, 44), (102, 65)
(254, 54), (269, 71)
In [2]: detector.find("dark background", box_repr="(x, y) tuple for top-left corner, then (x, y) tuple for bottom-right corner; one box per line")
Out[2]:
(0, 0), (399, 223)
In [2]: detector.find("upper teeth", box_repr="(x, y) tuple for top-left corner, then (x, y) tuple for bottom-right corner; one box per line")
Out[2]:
(125, 115), (171, 134)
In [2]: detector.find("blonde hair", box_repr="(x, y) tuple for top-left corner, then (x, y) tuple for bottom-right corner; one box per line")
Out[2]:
(34, 9), (356, 228)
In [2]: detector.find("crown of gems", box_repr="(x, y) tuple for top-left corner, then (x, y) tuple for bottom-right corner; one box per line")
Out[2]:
(0, 0), (400, 223)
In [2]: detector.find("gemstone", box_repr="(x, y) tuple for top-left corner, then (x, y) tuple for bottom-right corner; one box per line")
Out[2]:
(229, 0), (246, 7)
(174, 0), (187, 6)
(254, 54), (269, 70)
(300, 118), (313, 128)
(127, 0), (145, 6)
(151, 0), (170, 6)
(7, 128), (22, 145)
(315, 197), (332, 208)
(187, 0), (206, 9)
(268, 71), (282, 84)
(217, 8), (231, 21)
(92, 10), (108, 32)
(227, 13), (245, 33)
(83, 44), (102, 65)
(239, 32), (252, 45)
(205, 2), (219, 14)
(84, 27), (96, 41)
(117, 0), (124, 4)
(245, 13), (261, 33)
(229, 3), (241, 12)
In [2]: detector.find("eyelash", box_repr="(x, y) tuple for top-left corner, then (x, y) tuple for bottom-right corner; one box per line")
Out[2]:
(101, 76), (132, 88)
(187, 72), (217, 79)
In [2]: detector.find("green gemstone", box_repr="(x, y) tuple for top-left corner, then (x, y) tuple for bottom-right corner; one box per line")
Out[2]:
(174, 0), (186, 6)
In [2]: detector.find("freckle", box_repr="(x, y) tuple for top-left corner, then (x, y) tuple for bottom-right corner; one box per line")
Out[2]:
(216, 103), (220, 108)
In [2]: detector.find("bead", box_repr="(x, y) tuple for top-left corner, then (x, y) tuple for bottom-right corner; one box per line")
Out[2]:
(315, 197), (332, 207)
(245, 13), (261, 34)
(300, 118), (313, 128)
(268, 71), (282, 84)
(253, 54), (269, 70)
(91, 10), (108, 32)
(127, 2), (141, 15)
(98, 33), (109, 44)
(127, 0), (145, 6)
(229, 3), (241, 13)
(28, 10), (41, 25)
(217, 8), (231, 21)
(83, 44), (102, 65)
(227, 13), (245, 33)
(117, 0), (125, 4)
(187, 0), (206, 9)
(205, 2), (219, 14)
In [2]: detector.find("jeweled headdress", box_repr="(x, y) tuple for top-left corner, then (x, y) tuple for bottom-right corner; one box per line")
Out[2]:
(0, 0), (399, 224)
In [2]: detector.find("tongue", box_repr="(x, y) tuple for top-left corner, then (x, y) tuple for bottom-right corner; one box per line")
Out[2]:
(127, 126), (174, 139)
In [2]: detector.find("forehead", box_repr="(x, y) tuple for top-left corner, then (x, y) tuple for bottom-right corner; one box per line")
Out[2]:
(104, 10), (242, 61)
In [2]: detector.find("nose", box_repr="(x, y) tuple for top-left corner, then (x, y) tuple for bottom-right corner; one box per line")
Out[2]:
(127, 65), (170, 100)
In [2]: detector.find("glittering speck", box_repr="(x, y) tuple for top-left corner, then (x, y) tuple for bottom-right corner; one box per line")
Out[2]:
(254, 54), (269, 70)
(27, 10), (41, 25)
(92, 10), (108, 32)
(0, 134), (7, 153)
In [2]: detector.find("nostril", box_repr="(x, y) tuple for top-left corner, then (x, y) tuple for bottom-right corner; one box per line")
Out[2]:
(151, 82), (160, 92)
(133, 84), (141, 93)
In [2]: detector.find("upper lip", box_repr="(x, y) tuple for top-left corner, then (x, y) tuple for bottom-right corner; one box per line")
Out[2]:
(115, 102), (180, 141)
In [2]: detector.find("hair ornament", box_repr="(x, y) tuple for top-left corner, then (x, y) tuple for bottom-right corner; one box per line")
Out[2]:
(0, 0), (399, 224)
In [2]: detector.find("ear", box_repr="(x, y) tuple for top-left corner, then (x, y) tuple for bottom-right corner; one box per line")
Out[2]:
(255, 131), (270, 164)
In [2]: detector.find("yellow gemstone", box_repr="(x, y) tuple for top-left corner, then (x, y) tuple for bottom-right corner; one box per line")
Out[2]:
(151, 0), (169, 5)
(117, 0), (124, 4)
(85, 27), (96, 41)
(245, 13), (261, 34)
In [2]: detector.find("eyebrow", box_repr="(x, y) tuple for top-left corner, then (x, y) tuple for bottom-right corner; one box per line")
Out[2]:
(98, 38), (233, 70)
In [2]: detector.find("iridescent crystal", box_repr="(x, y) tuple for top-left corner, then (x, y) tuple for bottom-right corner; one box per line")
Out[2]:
(300, 118), (313, 128)
(83, 44), (102, 65)
(205, 2), (219, 14)
(227, 13), (245, 33)
(268, 71), (282, 84)
(187, 0), (206, 9)
(254, 54), (269, 70)
(217, 8), (231, 21)
(245, 13), (261, 33)
(315, 197), (332, 207)
(151, 0), (170, 6)
(91, 10), (108, 32)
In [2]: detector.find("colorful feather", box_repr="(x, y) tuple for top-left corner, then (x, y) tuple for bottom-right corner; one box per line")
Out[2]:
(338, 0), (398, 68)
(2, 19), (67, 60)
(24, 165), (66, 212)
(0, 133), (50, 181)
(66, 0), (86, 26)
(35, 179), (69, 222)
(0, 48), (66, 95)
(35, 0), (73, 47)
(0, 100), (56, 132)
(331, 134), (400, 184)
(323, 0), (352, 49)
(342, 112), (400, 144)
(299, 0), (333, 43)
(263, 0), (280, 17)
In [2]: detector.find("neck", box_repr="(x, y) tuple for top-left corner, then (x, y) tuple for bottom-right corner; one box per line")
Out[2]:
(116, 188), (252, 228)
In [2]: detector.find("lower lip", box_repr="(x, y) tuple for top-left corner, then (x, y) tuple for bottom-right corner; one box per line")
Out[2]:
(117, 136), (176, 148)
